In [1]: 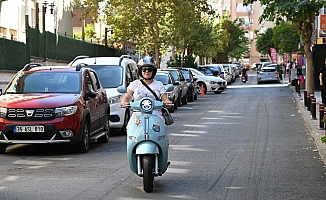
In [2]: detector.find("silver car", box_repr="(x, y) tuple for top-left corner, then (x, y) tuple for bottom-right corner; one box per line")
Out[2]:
(257, 66), (280, 84)
(155, 71), (180, 113)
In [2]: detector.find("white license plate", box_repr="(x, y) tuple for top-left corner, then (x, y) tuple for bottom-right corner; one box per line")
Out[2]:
(14, 126), (44, 133)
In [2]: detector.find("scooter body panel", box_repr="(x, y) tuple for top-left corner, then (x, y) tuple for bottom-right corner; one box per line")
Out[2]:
(127, 113), (169, 175)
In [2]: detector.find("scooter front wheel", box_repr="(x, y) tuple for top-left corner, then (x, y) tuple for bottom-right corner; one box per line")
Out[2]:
(142, 155), (153, 193)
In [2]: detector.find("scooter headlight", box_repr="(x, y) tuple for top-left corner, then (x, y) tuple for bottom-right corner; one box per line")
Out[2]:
(140, 99), (152, 111)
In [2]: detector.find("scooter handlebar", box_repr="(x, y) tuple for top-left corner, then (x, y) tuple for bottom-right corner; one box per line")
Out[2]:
(164, 103), (174, 107)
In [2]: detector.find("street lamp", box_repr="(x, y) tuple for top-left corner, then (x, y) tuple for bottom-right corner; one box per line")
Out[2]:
(104, 26), (114, 46)
(35, 1), (55, 32)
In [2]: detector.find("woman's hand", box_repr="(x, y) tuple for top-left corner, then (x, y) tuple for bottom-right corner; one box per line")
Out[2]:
(120, 101), (130, 108)
(164, 100), (173, 108)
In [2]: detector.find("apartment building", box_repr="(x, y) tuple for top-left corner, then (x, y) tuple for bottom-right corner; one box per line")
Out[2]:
(0, 0), (73, 43)
(208, 0), (274, 65)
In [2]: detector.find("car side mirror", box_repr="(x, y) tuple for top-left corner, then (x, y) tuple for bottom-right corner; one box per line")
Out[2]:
(117, 86), (127, 93)
(86, 89), (97, 98)
(165, 84), (174, 92)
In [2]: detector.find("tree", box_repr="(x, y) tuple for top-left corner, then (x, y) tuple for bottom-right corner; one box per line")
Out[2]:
(255, 28), (275, 56)
(72, 0), (210, 68)
(271, 21), (301, 56)
(244, 0), (326, 94)
(85, 24), (96, 39)
(212, 17), (249, 63)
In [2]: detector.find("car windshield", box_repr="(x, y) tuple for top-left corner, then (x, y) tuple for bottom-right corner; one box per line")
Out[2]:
(198, 68), (213, 76)
(6, 72), (81, 94)
(89, 65), (123, 88)
(261, 68), (276, 72)
(190, 69), (205, 76)
(155, 74), (169, 85)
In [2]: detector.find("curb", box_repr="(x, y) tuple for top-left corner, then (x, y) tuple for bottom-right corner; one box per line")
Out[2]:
(293, 90), (326, 165)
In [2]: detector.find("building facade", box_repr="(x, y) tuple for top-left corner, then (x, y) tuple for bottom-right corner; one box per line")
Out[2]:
(0, 0), (73, 43)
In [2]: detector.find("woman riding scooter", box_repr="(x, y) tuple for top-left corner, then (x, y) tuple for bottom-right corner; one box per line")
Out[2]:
(119, 56), (173, 193)
(120, 56), (172, 117)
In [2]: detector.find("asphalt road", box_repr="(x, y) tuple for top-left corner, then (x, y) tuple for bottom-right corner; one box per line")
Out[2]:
(1, 72), (326, 200)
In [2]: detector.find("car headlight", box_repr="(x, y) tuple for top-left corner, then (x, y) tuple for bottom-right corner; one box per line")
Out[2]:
(140, 99), (152, 111)
(55, 105), (78, 117)
(210, 81), (218, 84)
(109, 95), (122, 104)
(0, 107), (7, 118)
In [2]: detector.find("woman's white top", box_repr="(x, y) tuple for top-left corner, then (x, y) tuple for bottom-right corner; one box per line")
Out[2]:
(128, 79), (165, 115)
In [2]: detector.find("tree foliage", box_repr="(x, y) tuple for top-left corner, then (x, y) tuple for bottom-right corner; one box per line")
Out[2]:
(255, 28), (274, 55)
(271, 22), (301, 55)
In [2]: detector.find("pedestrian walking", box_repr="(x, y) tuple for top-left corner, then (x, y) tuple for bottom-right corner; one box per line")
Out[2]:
(319, 58), (326, 104)
(286, 61), (290, 76)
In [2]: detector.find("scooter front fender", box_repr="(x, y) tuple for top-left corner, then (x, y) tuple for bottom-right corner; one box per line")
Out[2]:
(136, 141), (160, 154)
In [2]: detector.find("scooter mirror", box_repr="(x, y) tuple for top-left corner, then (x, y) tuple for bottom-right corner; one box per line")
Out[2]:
(165, 84), (174, 92)
(117, 86), (127, 93)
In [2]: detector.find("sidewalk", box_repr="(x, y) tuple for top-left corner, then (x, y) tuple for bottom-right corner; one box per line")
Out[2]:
(292, 86), (326, 165)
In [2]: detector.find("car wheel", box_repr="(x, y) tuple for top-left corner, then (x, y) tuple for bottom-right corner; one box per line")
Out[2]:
(177, 92), (182, 107)
(0, 144), (7, 154)
(198, 82), (207, 94)
(181, 93), (187, 105)
(120, 109), (130, 135)
(188, 89), (195, 102)
(98, 113), (110, 143)
(194, 88), (198, 100)
(75, 120), (90, 153)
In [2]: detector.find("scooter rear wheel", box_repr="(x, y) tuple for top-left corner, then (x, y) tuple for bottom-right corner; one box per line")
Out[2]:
(142, 155), (153, 193)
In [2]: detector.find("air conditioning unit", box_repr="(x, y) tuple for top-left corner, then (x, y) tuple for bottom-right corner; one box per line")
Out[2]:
(320, 30), (326, 37)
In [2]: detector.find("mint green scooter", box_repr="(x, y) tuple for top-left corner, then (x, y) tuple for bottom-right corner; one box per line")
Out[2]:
(117, 84), (174, 193)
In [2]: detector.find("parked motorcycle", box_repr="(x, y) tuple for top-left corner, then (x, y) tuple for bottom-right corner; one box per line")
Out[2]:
(117, 84), (174, 193)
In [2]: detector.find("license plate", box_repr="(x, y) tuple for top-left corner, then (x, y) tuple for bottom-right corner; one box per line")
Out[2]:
(14, 126), (44, 133)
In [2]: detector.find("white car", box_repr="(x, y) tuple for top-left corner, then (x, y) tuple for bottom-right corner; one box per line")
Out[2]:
(187, 68), (227, 94)
(257, 66), (280, 84)
(69, 55), (139, 134)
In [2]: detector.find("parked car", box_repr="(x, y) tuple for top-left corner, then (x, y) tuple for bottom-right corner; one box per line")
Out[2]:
(257, 66), (280, 84)
(0, 63), (110, 153)
(200, 64), (232, 84)
(68, 55), (138, 134)
(222, 64), (236, 83)
(231, 63), (241, 77)
(160, 68), (188, 106)
(187, 68), (227, 94)
(154, 71), (179, 113)
(168, 68), (198, 102)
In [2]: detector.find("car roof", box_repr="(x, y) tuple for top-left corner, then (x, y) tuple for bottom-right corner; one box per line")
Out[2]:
(21, 64), (88, 73)
(69, 56), (136, 66)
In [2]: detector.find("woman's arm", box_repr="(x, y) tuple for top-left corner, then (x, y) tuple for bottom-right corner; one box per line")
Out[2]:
(120, 88), (134, 107)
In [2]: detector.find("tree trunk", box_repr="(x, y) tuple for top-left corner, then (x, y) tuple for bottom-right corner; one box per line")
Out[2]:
(304, 42), (314, 94)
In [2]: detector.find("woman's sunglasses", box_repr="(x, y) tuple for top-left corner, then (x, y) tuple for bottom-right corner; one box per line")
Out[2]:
(142, 68), (153, 72)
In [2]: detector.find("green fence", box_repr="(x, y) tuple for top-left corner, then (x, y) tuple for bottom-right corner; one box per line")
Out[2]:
(0, 27), (124, 70)
(0, 38), (29, 70)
